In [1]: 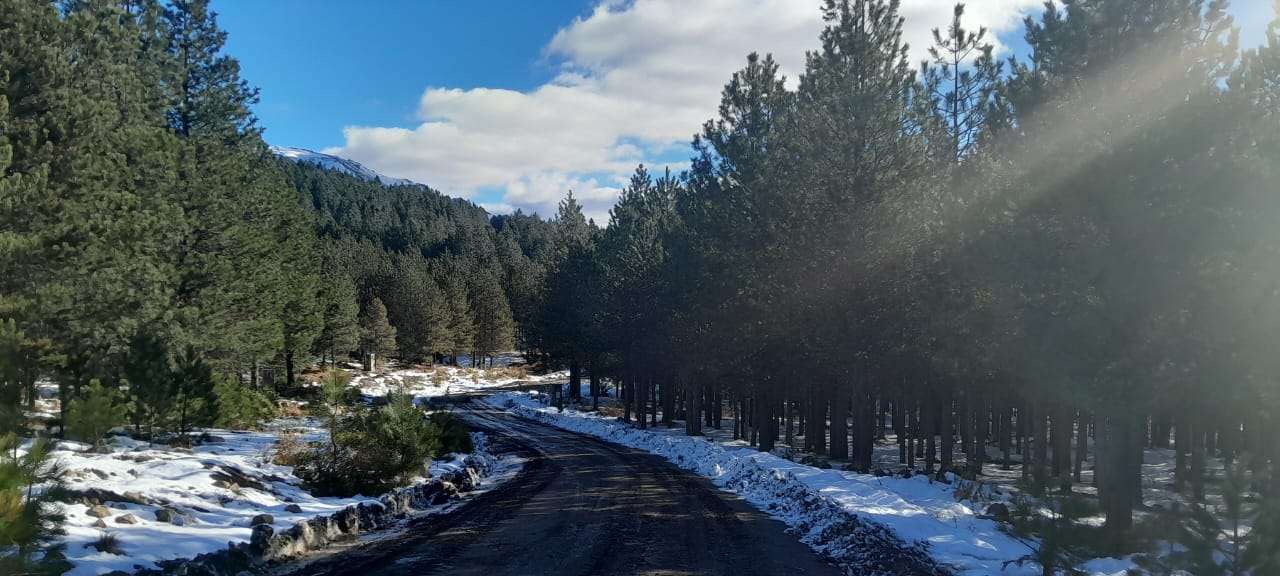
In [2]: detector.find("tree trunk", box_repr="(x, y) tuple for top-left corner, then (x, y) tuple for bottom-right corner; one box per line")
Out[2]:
(1101, 414), (1140, 534)
(1075, 411), (1089, 483)
(830, 383), (849, 462)
(285, 351), (296, 390)
(939, 387), (954, 472)
(569, 359), (581, 400)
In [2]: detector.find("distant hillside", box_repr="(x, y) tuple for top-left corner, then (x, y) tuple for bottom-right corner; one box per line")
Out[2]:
(271, 145), (418, 187)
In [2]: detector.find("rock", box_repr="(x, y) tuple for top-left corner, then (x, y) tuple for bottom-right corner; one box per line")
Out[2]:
(212, 479), (239, 490)
(114, 513), (139, 524)
(284, 504), (302, 513)
(155, 508), (180, 523)
(92, 519), (108, 528)
(250, 513), (273, 527)
(985, 503), (1011, 522)
(249, 524), (274, 554)
(798, 454), (831, 469)
(90, 469), (109, 480)
(122, 491), (149, 505)
(87, 505), (111, 518)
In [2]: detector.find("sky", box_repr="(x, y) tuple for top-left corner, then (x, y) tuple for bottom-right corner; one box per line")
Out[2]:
(219, 0), (1276, 223)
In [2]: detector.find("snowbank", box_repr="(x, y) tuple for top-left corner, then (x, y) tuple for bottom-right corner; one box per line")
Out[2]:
(485, 391), (1135, 576)
(347, 362), (565, 402)
(46, 422), (508, 575)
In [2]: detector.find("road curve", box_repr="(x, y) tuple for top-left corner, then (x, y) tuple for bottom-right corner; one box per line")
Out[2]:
(285, 399), (841, 576)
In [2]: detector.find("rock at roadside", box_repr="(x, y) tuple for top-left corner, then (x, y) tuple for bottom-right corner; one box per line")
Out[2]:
(798, 454), (832, 469)
(284, 504), (302, 513)
(250, 513), (273, 527)
(984, 503), (1011, 522)
(87, 505), (111, 518)
(115, 513), (139, 525)
(249, 524), (274, 554)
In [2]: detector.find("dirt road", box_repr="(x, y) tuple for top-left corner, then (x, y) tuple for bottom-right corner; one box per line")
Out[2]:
(285, 399), (841, 576)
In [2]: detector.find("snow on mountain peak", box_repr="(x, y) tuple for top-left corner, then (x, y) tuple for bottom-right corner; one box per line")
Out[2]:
(270, 145), (417, 187)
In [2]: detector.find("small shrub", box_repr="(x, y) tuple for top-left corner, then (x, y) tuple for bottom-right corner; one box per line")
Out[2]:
(65, 380), (126, 451)
(88, 531), (122, 555)
(271, 433), (306, 466)
(213, 375), (276, 429)
(360, 394), (440, 481)
(276, 399), (307, 418)
(296, 388), (442, 497)
(487, 365), (528, 380)
(429, 411), (472, 456)
(0, 435), (70, 574)
(400, 375), (425, 392)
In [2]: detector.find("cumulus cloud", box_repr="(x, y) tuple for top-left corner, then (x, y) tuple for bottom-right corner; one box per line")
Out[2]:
(329, 0), (1042, 223)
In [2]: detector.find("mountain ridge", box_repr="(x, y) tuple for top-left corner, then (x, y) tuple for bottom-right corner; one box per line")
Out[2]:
(270, 145), (418, 187)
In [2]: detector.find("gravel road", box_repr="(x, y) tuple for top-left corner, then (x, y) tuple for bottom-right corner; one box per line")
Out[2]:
(284, 399), (842, 576)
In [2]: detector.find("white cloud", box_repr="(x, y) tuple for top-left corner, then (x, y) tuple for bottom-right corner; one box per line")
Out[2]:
(329, 0), (1041, 223)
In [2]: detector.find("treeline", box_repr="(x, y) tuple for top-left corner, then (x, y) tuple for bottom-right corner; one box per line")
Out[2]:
(0, 0), (562, 437)
(533, 0), (1280, 544)
(282, 161), (556, 370)
(0, 0), (326, 428)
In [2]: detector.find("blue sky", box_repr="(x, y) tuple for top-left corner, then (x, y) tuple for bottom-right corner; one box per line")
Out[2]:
(220, 1), (597, 152)
(217, 0), (1275, 221)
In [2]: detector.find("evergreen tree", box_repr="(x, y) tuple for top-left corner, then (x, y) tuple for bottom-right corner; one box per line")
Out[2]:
(0, 435), (70, 575)
(212, 374), (275, 429)
(65, 380), (126, 452)
(469, 269), (515, 366)
(359, 297), (397, 371)
(124, 332), (172, 438)
(171, 346), (216, 440)
(316, 266), (360, 366)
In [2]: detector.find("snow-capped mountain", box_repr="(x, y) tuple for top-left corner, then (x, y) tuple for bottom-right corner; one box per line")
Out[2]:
(270, 145), (418, 187)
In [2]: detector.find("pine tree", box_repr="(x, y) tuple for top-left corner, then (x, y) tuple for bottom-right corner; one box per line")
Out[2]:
(359, 297), (397, 371)
(171, 346), (216, 441)
(441, 275), (475, 364)
(0, 434), (70, 576)
(65, 380), (126, 452)
(124, 333), (172, 439)
(469, 270), (515, 366)
(316, 267), (360, 367)
(212, 374), (275, 429)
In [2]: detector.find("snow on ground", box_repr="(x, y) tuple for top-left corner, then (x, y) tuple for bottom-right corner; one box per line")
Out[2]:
(39, 419), (508, 576)
(484, 391), (1140, 576)
(26, 360), (552, 575)
(345, 355), (566, 402)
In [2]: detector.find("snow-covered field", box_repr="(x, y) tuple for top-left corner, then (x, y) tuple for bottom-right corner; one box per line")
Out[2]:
(22, 360), (548, 576)
(345, 359), (566, 402)
(40, 421), (508, 576)
(484, 391), (1137, 576)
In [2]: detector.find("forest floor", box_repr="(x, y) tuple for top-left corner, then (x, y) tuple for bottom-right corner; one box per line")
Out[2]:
(481, 389), (1239, 576)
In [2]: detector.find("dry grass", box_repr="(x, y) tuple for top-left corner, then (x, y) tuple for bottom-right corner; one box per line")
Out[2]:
(595, 403), (625, 418)
(486, 365), (529, 380)
(89, 531), (123, 555)
(271, 433), (307, 466)
(276, 399), (307, 418)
